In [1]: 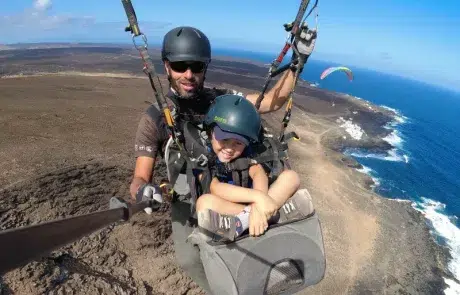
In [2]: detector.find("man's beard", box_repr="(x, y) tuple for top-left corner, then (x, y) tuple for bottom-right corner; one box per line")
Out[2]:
(170, 77), (203, 99)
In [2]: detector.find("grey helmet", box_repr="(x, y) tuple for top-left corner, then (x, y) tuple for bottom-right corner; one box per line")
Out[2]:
(161, 26), (211, 63)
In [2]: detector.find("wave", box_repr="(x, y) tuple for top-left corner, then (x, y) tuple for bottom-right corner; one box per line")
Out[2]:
(413, 197), (460, 294)
(357, 165), (373, 174)
(381, 105), (409, 125)
(392, 198), (413, 203)
(403, 155), (410, 163)
(348, 148), (409, 163)
(444, 279), (460, 295)
(383, 130), (403, 147)
(356, 165), (381, 187)
(379, 105), (409, 162)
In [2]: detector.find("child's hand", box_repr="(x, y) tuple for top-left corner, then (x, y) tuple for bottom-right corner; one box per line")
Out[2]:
(249, 205), (268, 237)
(253, 193), (278, 220)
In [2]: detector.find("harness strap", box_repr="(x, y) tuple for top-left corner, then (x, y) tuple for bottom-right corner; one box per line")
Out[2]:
(267, 138), (282, 177)
(199, 169), (212, 195)
(232, 170), (241, 187)
(167, 150), (186, 186)
(226, 158), (252, 171)
(185, 165), (198, 220)
(253, 150), (288, 164)
(241, 170), (249, 188)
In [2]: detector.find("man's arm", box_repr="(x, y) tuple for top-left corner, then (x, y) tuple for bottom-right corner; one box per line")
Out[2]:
(130, 106), (165, 200)
(130, 156), (155, 199)
(246, 70), (295, 114)
(246, 27), (318, 114)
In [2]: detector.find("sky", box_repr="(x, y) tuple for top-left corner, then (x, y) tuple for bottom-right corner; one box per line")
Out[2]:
(1, 0), (459, 91)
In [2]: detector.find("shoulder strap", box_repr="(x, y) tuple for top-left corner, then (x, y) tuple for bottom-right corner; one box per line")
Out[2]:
(226, 158), (252, 171)
(229, 169), (249, 188)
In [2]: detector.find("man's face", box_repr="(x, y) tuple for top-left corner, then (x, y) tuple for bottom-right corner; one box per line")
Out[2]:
(165, 60), (207, 98)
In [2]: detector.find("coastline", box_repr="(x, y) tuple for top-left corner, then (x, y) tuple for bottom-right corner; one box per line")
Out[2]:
(281, 85), (455, 293)
(0, 46), (455, 294)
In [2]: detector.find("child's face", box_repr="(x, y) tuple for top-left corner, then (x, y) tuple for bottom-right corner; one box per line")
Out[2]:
(211, 132), (246, 163)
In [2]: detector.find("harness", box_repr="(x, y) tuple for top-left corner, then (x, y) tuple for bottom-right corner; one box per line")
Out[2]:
(165, 112), (299, 226)
(212, 157), (254, 188)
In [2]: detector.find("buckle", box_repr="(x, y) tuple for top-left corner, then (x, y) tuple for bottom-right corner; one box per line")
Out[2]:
(195, 154), (208, 167)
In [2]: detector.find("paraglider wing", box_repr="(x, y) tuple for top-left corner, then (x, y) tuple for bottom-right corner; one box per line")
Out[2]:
(320, 66), (353, 81)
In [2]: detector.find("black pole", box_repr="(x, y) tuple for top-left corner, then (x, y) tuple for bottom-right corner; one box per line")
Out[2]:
(0, 198), (150, 275)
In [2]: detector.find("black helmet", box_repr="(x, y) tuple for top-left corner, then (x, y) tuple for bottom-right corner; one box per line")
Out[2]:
(204, 94), (261, 143)
(161, 26), (211, 63)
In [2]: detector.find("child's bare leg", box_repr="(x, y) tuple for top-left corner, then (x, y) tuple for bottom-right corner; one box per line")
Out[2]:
(267, 169), (300, 208)
(196, 193), (246, 215)
(268, 170), (314, 223)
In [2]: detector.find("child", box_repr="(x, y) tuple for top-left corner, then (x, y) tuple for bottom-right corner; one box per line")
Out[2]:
(194, 94), (310, 241)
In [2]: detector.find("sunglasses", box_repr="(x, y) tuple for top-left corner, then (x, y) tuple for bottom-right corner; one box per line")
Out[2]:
(169, 61), (206, 74)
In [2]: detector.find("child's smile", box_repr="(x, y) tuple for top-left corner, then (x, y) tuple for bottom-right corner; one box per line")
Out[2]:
(211, 134), (246, 163)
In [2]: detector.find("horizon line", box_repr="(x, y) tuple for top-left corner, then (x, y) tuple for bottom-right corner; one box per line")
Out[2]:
(1, 41), (459, 94)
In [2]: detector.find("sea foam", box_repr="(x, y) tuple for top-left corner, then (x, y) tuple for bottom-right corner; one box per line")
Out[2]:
(414, 197), (460, 294)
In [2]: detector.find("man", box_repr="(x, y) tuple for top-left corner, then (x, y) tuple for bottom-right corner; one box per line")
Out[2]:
(128, 25), (317, 292)
(130, 25), (317, 202)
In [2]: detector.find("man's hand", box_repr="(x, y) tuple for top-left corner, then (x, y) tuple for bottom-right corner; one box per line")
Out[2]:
(292, 23), (318, 69)
(135, 183), (163, 214)
(249, 205), (269, 237)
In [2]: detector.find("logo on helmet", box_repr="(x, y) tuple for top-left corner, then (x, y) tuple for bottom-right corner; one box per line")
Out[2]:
(213, 116), (227, 124)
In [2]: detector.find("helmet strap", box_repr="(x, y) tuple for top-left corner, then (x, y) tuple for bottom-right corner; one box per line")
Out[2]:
(201, 65), (208, 89)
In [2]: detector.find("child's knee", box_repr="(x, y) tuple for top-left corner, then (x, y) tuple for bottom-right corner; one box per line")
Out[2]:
(196, 194), (213, 211)
(282, 170), (300, 187)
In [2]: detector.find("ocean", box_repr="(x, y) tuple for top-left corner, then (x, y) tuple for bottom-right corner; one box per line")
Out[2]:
(214, 48), (460, 293)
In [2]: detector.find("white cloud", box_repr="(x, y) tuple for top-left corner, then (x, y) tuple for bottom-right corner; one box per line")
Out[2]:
(0, 1), (172, 43)
(1, 11), (95, 32)
(34, 0), (52, 11)
(1, 0), (93, 32)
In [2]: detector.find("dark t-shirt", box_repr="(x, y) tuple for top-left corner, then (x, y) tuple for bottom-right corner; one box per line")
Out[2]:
(134, 87), (244, 159)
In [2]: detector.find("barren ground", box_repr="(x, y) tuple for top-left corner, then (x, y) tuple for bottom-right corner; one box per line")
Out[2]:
(0, 47), (453, 295)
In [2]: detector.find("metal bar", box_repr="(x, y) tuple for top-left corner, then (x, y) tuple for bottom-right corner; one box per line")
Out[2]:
(0, 206), (128, 275)
(126, 200), (152, 218)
